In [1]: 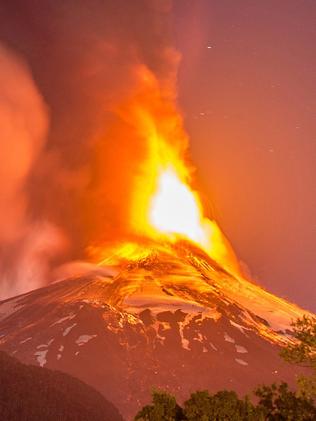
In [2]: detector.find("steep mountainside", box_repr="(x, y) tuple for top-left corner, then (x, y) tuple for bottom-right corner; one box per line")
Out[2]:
(0, 241), (312, 419)
(0, 350), (123, 421)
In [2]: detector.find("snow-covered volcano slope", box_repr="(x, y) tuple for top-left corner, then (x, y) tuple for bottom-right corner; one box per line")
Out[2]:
(0, 242), (311, 419)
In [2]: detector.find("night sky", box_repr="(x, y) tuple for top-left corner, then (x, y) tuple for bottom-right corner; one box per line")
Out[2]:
(0, 1), (315, 311)
(173, 0), (316, 311)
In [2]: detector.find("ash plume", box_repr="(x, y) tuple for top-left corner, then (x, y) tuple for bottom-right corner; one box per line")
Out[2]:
(0, 43), (68, 298)
(0, 0), (180, 297)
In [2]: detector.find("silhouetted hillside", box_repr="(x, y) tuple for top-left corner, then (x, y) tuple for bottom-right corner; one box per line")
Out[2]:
(0, 351), (124, 421)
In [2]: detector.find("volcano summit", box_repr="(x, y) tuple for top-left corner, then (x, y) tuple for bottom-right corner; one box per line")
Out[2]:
(0, 240), (311, 419)
(0, 31), (312, 421)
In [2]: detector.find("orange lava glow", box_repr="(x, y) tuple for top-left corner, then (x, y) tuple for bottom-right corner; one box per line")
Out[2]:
(113, 65), (242, 276)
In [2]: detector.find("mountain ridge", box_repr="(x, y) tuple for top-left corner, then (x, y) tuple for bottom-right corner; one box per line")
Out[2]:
(0, 241), (313, 419)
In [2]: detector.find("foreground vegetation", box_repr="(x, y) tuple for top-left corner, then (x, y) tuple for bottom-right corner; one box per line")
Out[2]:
(280, 315), (316, 399)
(135, 316), (316, 420)
(134, 384), (316, 421)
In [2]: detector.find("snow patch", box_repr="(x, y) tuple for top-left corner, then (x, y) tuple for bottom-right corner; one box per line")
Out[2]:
(50, 313), (76, 327)
(235, 358), (248, 366)
(37, 344), (47, 349)
(235, 345), (248, 354)
(35, 350), (48, 367)
(63, 323), (77, 336)
(230, 320), (251, 334)
(76, 334), (97, 346)
(20, 337), (32, 344)
(194, 332), (204, 343)
(124, 292), (220, 319)
(181, 337), (190, 350)
(179, 313), (196, 351)
(36, 338), (54, 349)
(56, 344), (64, 360)
(224, 332), (235, 343)
(209, 342), (218, 351)
(152, 321), (168, 346)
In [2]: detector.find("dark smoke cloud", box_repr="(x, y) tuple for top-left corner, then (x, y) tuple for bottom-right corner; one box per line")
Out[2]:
(0, 0), (177, 297)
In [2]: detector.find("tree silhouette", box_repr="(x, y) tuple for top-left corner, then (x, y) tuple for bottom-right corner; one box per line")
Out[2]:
(134, 389), (184, 421)
(280, 315), (316, 399)
(255, 382), (316, 420)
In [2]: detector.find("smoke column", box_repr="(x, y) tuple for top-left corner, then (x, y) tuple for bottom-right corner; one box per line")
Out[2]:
(0, 43), (67, 298)
(0, 0), (184, 297)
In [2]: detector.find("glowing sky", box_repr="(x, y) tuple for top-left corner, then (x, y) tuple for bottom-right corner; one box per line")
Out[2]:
(0, 0), (315, 311)
(173, 0), (316, 311)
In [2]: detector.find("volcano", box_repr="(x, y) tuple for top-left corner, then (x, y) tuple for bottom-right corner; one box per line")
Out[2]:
(0, 240), (311, 419)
